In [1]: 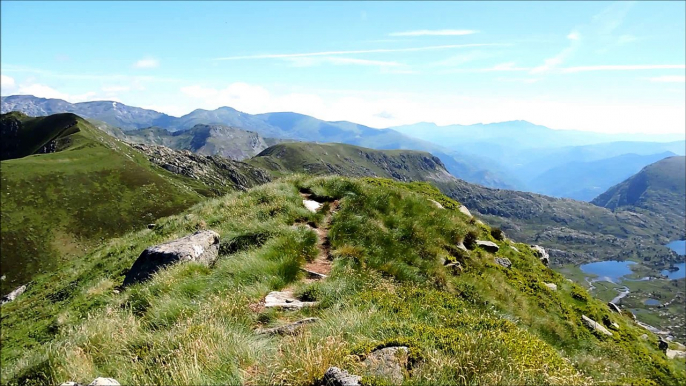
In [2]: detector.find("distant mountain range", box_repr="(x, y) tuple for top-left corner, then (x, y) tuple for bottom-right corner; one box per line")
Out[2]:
(3, 94), (684, 199)
(0, 95), (515, 189)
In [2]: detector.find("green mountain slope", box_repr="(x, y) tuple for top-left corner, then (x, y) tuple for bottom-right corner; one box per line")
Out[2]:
(1, 176), (683, 385)
(248, 142), (455, 183)
(592, 156), (686, 228)
(0, 112), (84, 160)
(0, 114), (270, 296)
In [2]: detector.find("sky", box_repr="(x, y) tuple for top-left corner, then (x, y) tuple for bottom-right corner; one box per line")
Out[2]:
(1, 1), (684, 134)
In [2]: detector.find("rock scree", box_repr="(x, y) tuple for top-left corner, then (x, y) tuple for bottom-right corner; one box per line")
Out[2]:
(123, 230), (220, 286)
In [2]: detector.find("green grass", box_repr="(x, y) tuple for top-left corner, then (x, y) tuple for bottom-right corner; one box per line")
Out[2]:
(0, 118), (209, 295)
(1, 176), (683, 385)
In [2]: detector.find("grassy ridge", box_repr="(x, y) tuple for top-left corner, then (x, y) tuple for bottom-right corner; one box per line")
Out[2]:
(1, 176), (682, 385)
(0, 118), (207, 295)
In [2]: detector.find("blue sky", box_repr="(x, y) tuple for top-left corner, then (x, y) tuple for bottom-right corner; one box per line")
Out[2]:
(1, 1), (684, 134)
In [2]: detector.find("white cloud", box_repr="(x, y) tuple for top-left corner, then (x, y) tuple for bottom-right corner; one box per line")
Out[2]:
(1, 75), (16, 95)
(562, 64), (686, 73)
(389, 29), (478, 37)
(214, 44), (501, 60)
(530, 30), (581, 74)
(102, 85), (131, 92)
(617, 34), (637, 44)
(133, 57), (159, 69)
(15, 83), (97, 102)
(442, 62), (530, 73)
(567, 31), (581, 41)
(648, 75), (686, 83)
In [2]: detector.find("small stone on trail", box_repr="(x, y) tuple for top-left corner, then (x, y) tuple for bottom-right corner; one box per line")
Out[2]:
(303, 199), (323, 213)
(256, 317), (319, 335)
(264, 291), (317, 310)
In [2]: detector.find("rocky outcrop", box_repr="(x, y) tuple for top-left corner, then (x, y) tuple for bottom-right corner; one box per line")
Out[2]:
(429, 199), (444, 209)
(666, 349), (686, 359)
(321, 367), (361, 386)
(476, 240), (499, 253)
(363, 346), (409, 383)
(458, 205), (473, 218)
(530, 245), (550, 266)
(544, 282), (557, 291)
(608, 302), (622, 313)
(582, 315), (613, 336)
(264, 290), (317, 310)
(256, 317), (319, 335)
(1, 284), (27, 305)
(494, 257), (512, 269)
(132, 144), (271, 194)
(123, 230), (220, 286)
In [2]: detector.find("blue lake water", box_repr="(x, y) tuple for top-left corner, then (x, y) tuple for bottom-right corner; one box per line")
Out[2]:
(661, 263), (686, 280)
(644, 298), (661, 306)
(580, 260), (636, 283)
(666, 240), (686, 256)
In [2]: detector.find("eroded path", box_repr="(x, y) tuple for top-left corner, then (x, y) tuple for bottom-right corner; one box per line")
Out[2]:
(300, 192), (338, 280)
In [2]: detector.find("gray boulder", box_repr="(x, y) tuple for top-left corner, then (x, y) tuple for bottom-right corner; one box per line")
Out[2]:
(666, 349), (686, 359)
(581, 315), (613, 336)
(530, 245), (550, 266)
(458, 205), (473, 217)
(494, 257), (512, 269)
(455, 242), (468, 252)
(322, 367), (361, 386)
(363, 346), (409, 383)
(1, 284), (27, 305)
(476, 240), (499, 253)
(428, 199), (444, 209)
(123, 230), (220, 286)
(544, 282), (557, 291)
(256, 317), (319, 335)
(607, 302), (622, 313)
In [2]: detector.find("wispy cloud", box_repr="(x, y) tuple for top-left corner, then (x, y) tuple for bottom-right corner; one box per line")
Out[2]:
(389, 29), (478, 37)
(442, 62), (530, 73)
(647, 75), (686, 83)
(286, 57), (403, 68)
(530, 31), (581, 74)
(133, 57), (159, 69)
(562, 64), (686, 73)
(214, 44), (500, 60)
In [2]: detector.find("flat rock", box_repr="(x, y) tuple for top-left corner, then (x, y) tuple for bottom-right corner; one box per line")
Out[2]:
(530, 245), (550, 266)
(89, 378), (120, 386)
(476, 240), (499, 253)
(363, 346), (409, 384)
(123, 230), (220, 286)
(510, 246), (520, 253)
(1, 284), (27, 305)
(581, 314), (613, 336)
(458, 205), (473, 217)
(455, 242), (468, 252)
(494, 257), (512, 269)
(322, 366), (361, 386)
(302, 268), (328, 280)
(264, 291), (317, 310)
(607, 302), (622, 313)
(667, 349), (686, 359)
(544, 282), (557, 291)
(428, 199), (444, 209)
(303, 199), (323, 213)
(257, 317), (319, 335)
